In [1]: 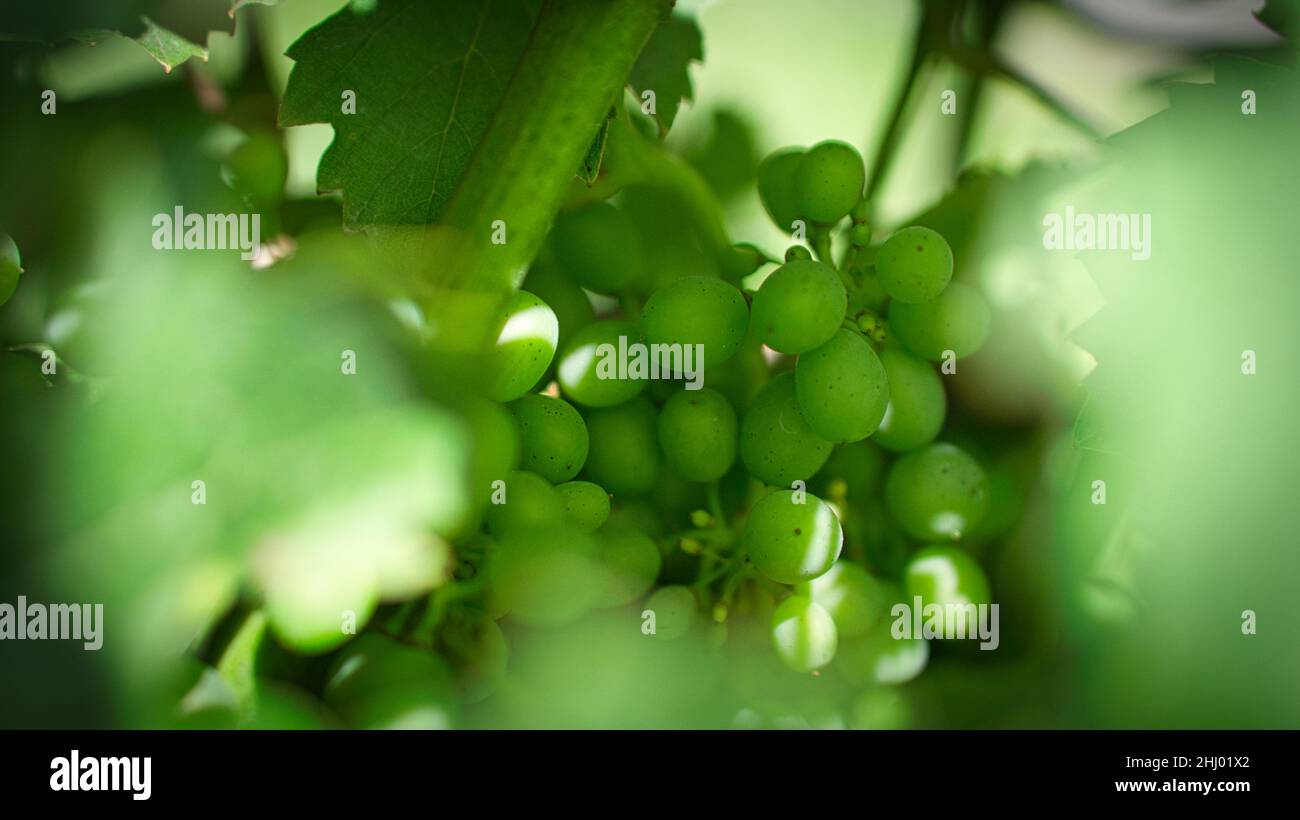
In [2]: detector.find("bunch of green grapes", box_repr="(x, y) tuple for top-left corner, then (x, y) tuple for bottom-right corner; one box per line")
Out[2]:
(208, 147), (1007, 730)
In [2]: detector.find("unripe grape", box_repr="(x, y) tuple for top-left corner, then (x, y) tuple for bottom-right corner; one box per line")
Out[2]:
(556, 480), (610, 532)
(640, 276), (749, 369)
(794, 140), (865, 224)
(835, 620), (929, 686)
(794, 328), (889, 443)
(874, 348), (946, 452)
(485, 290), (558, 402)
(323, 634), (457, 729)
(509, 393), (588, 483)
(904, 545), (992, 612)
(794, 560), (894, 639)
(485, 470), (565, 537)
(757, 147), (806, 233)
(721, 243), (766, 282)
(522, 251), (594, 351)
(740, 373), (833, 487)
(491, 527), (601, 626)
(0, 233), (22, 307)
(784, 245), (811, 262)
(813, 439), (886, 500)
(556, 319), (647, 407)
(884, 443), (989, 540)
(744, 489), (843, 585)
(582, 397), (660, 495)
(657, 387), (738, 482)
(770, 595), (838, 672)
(750, 258), (846, 354)
(594, 528), (662, 607)
(876, 226), (953, 304)
(645, 585), (698, 640)
(548, 202), (644, 294)
(889, 281), (991, 360)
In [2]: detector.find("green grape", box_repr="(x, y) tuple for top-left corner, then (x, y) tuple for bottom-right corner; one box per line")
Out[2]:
(485, 290), (559, 402)
(721, 243), (767, 282)
(548, 201), (644, 294)
(556, 319), (647, 407)
(743, 489), (843, 584)
(0, 233), (22, 307)
(490, 527), (601, 626)
(740, 373), (833, 487)
(657, 387), (738, 482)
(770, 595), (838, 672)
(582, 397), (660, 495)
(508, 393), (589, 483)
(874, 348), (946, 452)
(323, 633), (458, 729)
(794, 561), (894, 639)
(884, 443), (989, 540)
(756, 147), (805, 233)
(794, 328), (889, 443)
(223, 130), (288, 210)
(703, 338), (770, 415)
(594, 528), (663, 607)
(904, 545), (992, 619)
(889, 281), (991, 360)
(644, 585), (698, 640)
(794, 140), (865, 224)
(749, 259), (846, 354)
(813, 439), (885, 500)
(521, 249), (594, 351)
(484, 470), (565, 537)
(639, 276), (749, 369)
(849, 223), (872, 247)
(875, 226), (954, 304)
(835, 622), (930, 686)
(784, 245), (812, 262)
(436, 607), (509, 705)
(556, 480), (611, 532)
(849, 687), (912, 730)
(448, 398), (520, 539)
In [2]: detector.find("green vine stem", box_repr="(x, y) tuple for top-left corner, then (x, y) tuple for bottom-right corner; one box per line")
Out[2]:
(416, 0), (672, 354)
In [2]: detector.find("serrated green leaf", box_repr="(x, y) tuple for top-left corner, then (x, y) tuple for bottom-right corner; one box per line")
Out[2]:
(280, 0), (540, 230)
(628, 13), (702, 135)
(0, 1), (276, 72)
(135, 16), (209, 72)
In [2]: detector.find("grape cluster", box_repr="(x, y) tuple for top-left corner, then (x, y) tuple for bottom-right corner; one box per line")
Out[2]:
(331, 138), (1002, 727)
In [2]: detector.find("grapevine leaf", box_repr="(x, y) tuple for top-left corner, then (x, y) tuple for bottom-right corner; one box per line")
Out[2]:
(279, 0), (540, 231)
(0, 2), (276, 72)
(627, 13), (702, 135)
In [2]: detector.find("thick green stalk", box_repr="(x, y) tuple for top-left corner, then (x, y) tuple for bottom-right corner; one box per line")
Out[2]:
(418, 0), (670, 352)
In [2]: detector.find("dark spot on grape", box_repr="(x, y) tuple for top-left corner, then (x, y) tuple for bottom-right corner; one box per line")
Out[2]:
(794, 528), (802, 535)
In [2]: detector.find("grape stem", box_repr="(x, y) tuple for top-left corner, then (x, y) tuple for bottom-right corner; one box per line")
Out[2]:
(706, 480), (727, 530)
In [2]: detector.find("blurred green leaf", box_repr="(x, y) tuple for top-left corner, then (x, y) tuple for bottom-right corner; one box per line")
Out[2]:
(685, 108), (758, 203)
